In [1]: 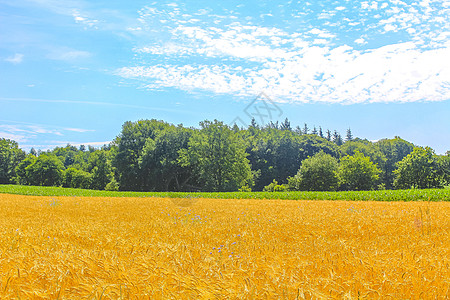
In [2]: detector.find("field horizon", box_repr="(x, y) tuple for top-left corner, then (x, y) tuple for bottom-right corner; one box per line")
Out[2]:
(1, 184), (450, 202)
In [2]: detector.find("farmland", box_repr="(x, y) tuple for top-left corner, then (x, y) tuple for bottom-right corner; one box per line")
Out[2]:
(1, 184), (450, 201)
(1, 193), (449, 298)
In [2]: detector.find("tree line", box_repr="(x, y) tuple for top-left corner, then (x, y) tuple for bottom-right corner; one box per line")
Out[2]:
(1, 118), (449, 192)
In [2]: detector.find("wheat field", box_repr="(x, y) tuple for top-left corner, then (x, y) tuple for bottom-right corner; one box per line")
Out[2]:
(0, 194), (449, 299)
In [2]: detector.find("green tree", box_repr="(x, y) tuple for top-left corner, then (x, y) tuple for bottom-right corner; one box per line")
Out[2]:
(14, 154), (37, 185)
(88, 151), (111, 190)
(333, 130), (343, 146)
(245, 129), (301, 190)
(72, 169), (92, 189)
(326, 130), (332, 141)
(280, 118), (291, 131)
(139, 126), (195, 191)
(71, 151), (89, 171)
(338, 151), (381, 190)
(113, 119), (170, 191)
(245, 130), (339, 191)
(30, 148), (37, 156)
(288, 151), (339, 191)
(302, 123), (309, 135)
(52, 144), (79, 168)
(394, 147), (443, 189)
(62, 167), (78, 188)
(340, 140), (386, 187)
(440, 151), (450, 185)
(24, 153), (64, 186)
(298, 134), (340, 161)
(346, 128), (353, 141)
(0, 138), (25, 184)
(179, 120), (253, 191)
(375, 137), (414, 188)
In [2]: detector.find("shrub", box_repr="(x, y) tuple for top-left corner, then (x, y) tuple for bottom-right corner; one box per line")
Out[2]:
(105, 178), (120, 191)
(263, 179), (287, 192)
(238, 185), (252, 192)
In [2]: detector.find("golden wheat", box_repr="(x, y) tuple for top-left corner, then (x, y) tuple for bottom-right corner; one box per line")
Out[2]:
(0, 194), (449, 299)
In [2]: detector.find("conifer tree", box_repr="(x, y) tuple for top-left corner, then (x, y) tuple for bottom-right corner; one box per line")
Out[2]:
(346, 128), (353, 141)
(303, 123), (309, 135)
(333, 130), (343, 146)
(281, 118), (291, 131)
(326, 130), (332, 141)
(319, 126), (324, 138)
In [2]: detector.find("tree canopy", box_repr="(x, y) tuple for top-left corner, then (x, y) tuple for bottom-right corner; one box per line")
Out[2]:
(0, 138), (25, 184)
(2, 118), (449, 192)
(179, 120), (252, 191)
(394, 147), (443, 189)
(288, 151), (339, 191)
(338, 151), (382, 191)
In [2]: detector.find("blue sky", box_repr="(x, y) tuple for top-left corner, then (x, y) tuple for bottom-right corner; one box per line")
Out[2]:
(1, 0), (449, 153)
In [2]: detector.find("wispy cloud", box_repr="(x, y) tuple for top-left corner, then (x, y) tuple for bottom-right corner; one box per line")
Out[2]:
(64, 127), (95, 133)
(0, 132), (28, 143)
(20, 141), (111, 151)
(47, 47), (92, 61)
(23, 0), (85, 15)
(114, 1), (450, 104)
(4, 53), (24, 64)
(72, 9), (99, 29)
(0, 121), (95, 142)
(0, 97), (196, 114)
(6, 0), (102, 30)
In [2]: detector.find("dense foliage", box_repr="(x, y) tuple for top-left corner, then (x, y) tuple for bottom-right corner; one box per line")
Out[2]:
(287, 151), (339, 191)
(338, 151), (381, 191)
(0, 139), (25, 184)
(0, 118), (449, 192)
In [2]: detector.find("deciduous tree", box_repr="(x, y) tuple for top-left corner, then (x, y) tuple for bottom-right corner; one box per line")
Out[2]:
(288, 151), (339, 191)
(394, 147), (442, 189)
(338, 151), (381, 190)
(24, 153), (64, 186)
(179, 120), (253, 191)
(0, 138), (25, 184)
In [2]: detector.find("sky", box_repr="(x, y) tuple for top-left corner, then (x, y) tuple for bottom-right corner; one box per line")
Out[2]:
(1, 0), (449, 153)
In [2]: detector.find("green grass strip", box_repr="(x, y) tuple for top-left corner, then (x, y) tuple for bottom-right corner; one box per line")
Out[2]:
(1, 184), (449, 201)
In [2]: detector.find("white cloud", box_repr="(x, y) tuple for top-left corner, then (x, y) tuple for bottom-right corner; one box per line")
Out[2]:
(5, 53), (24, 64)
(354, 38), (367, 45)
(48, 48), (92, 61)
(64, 128), (95, 133)
(0, 122), (94, 139)
(72, 9), (99, 28)
(309, 28), (335, 39)
(384, 23), (397, 32)
(0, 132), (28, 143)
(115, 1), (450, 105)
(117, 39), (450, 104)
(313, 39), (329, 45)
(27, 125), (63, 135)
